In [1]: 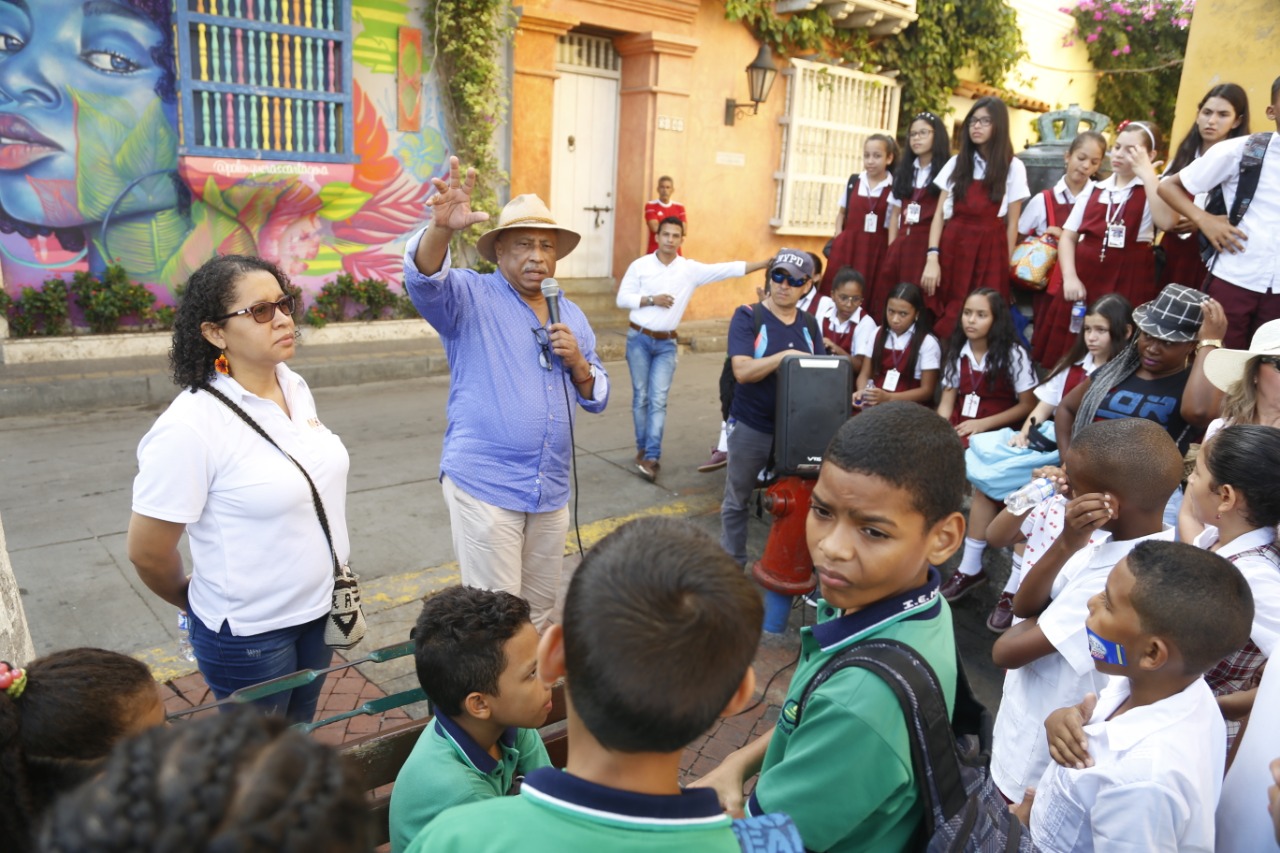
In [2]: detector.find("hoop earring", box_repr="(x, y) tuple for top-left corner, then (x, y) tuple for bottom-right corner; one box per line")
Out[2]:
(215, 352), (230, 375)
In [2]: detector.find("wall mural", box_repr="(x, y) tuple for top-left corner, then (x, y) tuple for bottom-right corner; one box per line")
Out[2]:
(0, 0), (448, 307)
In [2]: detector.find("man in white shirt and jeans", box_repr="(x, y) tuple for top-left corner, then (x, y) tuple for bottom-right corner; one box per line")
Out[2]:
(617, 216), (769, 481)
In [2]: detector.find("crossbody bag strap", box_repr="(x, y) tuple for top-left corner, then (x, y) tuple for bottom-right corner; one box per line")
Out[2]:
(1044, 188), (1058, 230)
(200, 384), (341, 576)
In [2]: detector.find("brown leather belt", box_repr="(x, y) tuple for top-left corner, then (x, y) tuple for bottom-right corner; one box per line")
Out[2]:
(630, 322), (677, 341)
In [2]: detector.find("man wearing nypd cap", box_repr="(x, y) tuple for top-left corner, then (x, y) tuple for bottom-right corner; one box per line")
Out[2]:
(720, 249), (825, 567)
(403, 156), (609, 630)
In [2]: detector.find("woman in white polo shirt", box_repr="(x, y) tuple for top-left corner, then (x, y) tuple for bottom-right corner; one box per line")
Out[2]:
(127, 255), (350, 722)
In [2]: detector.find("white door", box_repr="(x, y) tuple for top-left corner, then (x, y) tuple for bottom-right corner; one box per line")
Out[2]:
(550, 34), (620, 279)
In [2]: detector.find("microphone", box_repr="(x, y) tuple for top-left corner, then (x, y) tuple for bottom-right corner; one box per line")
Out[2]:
(541, 278), (561, 327)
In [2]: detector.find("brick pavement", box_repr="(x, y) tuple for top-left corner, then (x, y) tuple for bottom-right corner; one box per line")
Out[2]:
(162, 652), (413, 745)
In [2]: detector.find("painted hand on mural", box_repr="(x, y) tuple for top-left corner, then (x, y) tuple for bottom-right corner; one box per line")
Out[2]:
(426, 155), (491, 233)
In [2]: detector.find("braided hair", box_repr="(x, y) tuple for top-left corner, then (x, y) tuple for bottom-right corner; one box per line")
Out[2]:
(38, 710), (370, 853)
(0, 648), (158, 853)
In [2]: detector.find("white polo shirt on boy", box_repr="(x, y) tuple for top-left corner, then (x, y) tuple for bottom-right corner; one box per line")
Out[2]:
(1031, 675), (1224, 853)
(991, 527), (1174, 801)
(1177, 132), (1280, 294)
(132, 365), (349, 635)
(1216, 660), (1280, 852)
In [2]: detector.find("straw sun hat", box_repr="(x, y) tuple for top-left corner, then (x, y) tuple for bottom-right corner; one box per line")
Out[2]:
(1202, 319), (1280, 392)
(474, 194), (581, 263)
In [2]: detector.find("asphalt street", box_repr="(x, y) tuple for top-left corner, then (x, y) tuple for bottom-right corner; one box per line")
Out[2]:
(0, 349), (1008, 708)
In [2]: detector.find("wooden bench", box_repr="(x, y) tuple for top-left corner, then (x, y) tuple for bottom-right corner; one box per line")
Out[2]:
(341, 684), (569, 849)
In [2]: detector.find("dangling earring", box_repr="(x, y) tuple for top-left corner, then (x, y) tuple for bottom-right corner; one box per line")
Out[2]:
(215, 351), (230, 375)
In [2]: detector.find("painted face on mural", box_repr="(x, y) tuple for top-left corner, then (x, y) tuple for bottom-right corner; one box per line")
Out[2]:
(0, 0), (172, 227)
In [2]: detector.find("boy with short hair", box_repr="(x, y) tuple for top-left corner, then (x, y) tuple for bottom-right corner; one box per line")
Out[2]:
(990, 417), (1184, 802)
(1020, 541), (1254, 851)
(407, 517), (770, 852)
(1160, 74), (1280, 348)
(696, 402), (969, 852)
(388, 586), (553, 852)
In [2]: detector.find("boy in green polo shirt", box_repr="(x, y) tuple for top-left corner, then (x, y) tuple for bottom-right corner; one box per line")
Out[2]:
(695, 402), (968, 852)
(388, 586), (554, 853)
(406, 518), (776, 852)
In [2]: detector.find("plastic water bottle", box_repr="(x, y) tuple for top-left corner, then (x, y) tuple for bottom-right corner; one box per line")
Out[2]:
(1004, 477), (1057, 516)
(1069, 301), (1087, 334)
(177, 612), (196, 663)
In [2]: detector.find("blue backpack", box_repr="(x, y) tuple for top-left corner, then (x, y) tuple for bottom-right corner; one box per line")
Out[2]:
(796, 639), (1038, 852)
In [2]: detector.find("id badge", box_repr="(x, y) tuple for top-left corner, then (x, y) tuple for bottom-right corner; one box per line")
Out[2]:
(864, 212), (878, 233)
(904, 203), (921, 225)
(883, 369), (901, 392)
(1106, 223), (1126, 249)
(961, 393), (980, 419)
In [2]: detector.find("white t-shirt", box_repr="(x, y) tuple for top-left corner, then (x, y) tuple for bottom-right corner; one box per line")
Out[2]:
(1216, 659), (1280, 852)
(1030, 675), (1224, 853)
(1192, 525), (1280, 656)
(942, 341), (1038, 393)
(1176, 133), (1280, 293)
(934, 154), (1030, 218)
(1063, 175), (1156, 243)
(1034, 353), (1098, 408)
(616, 253), (747, 333)
(1018, 177), (1091, 236)
(991, 527), (1175, 800)
(854, 323), (942, 380)
(132, 365), (350, 635)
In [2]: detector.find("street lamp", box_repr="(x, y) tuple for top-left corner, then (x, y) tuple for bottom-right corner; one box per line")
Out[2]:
(724, 43), (778, 126)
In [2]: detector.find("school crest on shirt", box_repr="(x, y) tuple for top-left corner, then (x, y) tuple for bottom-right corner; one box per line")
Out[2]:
(777, 698), (801, 735)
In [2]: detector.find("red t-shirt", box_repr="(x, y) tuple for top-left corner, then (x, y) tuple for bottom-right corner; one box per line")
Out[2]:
(644, 200), (687, 254)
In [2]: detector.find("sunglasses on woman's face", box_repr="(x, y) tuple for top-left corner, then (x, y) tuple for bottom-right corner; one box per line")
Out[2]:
(215, 294), (296, 323)
(1258, 356), (1280, 371)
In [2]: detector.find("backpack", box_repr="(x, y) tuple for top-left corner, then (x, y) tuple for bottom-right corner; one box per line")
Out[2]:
(796, 639), (1038, 853)
(732, 813), (805, 852)
(1198, 131), (1271, 270)
(718, 302), (822, 422)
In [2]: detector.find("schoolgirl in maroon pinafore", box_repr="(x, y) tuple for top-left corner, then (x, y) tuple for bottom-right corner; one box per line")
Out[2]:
(878, 112), (950, 323)
(921, 98), (1029, 340)
(1159, 84), (1250, 290)
(937, 289), (1037, 449)
(1051, 122), (1176, 374)
(822, 134), (898, 305)
(854, 281), (941, 409)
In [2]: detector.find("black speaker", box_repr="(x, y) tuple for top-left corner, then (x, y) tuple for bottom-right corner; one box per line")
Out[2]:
(773, 355), (853, 475)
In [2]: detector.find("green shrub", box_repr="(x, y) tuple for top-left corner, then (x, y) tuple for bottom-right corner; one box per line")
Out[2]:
(8, 278), (70, 337)
(69, 264), (159, 334)
(305, 274), (414, 328)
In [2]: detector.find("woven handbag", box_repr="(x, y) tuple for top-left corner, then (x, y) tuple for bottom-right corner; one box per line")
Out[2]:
(201, 385), (367, 649)
(1010, 189), (1059, 291)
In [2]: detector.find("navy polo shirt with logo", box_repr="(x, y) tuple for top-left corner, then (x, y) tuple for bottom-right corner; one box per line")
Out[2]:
(746, 568), (958, 852)
(405, 766), (744, 852)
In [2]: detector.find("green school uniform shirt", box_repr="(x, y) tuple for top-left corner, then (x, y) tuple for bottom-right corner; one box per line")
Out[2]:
(405, 766), (742, 852)
(747, 567), (957, 852)
(388, 714), (551, 853)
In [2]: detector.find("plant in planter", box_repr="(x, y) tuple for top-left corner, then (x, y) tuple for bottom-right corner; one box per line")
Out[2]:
(70, 264), (162, 334)
(8, 278), (71, 338)
(305, 274), (415, 328)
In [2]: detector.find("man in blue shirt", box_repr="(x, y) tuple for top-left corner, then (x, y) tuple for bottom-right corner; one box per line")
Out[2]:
(720, 250), (824, 566)
(404, 157), (609, 629)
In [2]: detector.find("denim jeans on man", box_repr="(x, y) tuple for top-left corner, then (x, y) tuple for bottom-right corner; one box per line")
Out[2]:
(626, 328), (678, 461)
(189, 612), (330, 722)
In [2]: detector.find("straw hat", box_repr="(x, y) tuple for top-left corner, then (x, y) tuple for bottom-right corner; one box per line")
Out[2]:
(1202, 319), (1280, 392)
(474, 194), (581, 263)
(1131, 284), (1207, 343)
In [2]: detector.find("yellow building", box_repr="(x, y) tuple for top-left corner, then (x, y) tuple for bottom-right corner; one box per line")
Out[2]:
(1173, 0), (1279, 140)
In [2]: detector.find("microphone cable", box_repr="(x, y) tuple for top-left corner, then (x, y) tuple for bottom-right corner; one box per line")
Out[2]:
(559, 366), (585, 556)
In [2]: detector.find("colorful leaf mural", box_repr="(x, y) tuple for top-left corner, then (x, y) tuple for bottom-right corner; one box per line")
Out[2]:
(352, 0), (413, 74)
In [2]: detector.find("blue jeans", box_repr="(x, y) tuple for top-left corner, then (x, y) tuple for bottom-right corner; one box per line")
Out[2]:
(626, 329), (678, 461)
(189, 612), (331, 722)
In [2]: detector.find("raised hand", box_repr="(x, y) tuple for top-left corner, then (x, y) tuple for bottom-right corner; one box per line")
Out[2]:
(428, 156), (492, 232)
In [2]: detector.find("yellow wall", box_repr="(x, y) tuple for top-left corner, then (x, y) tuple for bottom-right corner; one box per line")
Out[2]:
(1173, 0), (1280, 142)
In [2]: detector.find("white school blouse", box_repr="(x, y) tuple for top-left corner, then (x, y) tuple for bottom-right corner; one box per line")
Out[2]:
(934, 154), (1030, 219)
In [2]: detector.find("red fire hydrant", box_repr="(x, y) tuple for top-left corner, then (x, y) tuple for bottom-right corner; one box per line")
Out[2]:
(752, 476), (817, 631)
